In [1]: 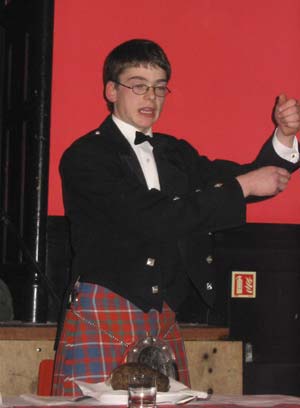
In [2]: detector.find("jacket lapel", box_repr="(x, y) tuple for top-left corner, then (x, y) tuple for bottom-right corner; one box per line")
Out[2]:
(99, 116), (148, 186)
(120, 152), (147, 186)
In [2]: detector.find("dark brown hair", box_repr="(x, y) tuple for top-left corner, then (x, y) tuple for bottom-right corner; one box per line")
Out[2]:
(103, 39), (171, 112)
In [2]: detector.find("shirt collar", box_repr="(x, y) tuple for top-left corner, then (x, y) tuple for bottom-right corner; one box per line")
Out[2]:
(112, 115), (153, 145)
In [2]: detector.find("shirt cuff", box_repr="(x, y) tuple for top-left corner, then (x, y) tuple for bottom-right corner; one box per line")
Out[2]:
(272, 128), (299, 163)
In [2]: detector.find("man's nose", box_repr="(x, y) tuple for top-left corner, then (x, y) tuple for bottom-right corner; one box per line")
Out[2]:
(144, 86), (156, 99)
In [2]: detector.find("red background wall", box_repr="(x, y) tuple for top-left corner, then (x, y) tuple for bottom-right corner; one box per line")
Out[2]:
(49, 0), (300, 223)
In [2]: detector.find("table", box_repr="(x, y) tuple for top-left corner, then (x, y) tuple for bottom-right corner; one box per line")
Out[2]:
(1, 394), (300, 408)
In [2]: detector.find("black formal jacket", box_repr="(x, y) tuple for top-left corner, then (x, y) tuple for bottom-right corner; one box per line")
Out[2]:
(60, 116), (299, 313)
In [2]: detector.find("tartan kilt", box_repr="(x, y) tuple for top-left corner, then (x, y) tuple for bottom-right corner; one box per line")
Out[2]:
(52, 282), (190, 396)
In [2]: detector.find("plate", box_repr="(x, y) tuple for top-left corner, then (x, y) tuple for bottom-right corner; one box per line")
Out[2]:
(75, 377), (209, 405)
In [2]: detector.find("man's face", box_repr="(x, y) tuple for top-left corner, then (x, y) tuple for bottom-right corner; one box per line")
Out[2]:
(105, 65), (168, 133)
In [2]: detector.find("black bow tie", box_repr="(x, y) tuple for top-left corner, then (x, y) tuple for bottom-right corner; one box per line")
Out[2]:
(134, 131), (156, 147)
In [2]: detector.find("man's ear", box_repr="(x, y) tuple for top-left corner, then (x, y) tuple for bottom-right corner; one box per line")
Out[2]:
(105, 81), (117, 103)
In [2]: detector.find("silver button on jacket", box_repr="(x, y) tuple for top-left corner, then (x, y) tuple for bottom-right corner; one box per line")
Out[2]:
(146, 257), (155, 267)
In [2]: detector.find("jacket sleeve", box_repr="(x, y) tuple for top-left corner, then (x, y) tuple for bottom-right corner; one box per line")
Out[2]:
(177, 134), (300, 203)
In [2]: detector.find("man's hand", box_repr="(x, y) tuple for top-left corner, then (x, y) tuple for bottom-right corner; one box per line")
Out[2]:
(236, 166), (291, 198)
(274, 94), (300, 146)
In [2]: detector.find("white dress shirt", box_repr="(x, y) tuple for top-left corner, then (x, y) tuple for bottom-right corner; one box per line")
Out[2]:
(272, 128), (299, 163)
(112, 115), (161, 190)
(112, 115), (299, 191)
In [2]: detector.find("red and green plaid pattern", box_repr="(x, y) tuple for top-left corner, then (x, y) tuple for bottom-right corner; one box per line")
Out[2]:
(52, 282), (190, 396)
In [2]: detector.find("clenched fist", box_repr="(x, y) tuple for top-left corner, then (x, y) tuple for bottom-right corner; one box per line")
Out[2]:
(274, 94), (300, 142)
(236, 166), (291, 198)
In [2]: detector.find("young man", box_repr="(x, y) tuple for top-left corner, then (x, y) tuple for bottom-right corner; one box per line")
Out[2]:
(52, 39), (300, 396)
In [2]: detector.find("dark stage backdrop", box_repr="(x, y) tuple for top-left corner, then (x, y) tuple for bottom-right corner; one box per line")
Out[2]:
(48, 0), (300, 223)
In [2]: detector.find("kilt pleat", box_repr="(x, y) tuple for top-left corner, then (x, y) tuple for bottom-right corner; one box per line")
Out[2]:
(52, 282), (190, 396)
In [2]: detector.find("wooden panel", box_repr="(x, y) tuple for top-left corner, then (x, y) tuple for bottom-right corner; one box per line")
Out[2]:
(0, 340), (55, 396)
(181, 326), (229, 341)
(184, 341), (243, 395)
(0, 324), (229, 341)
(0, 336), (241, 397)
(0, 325), (57, 340)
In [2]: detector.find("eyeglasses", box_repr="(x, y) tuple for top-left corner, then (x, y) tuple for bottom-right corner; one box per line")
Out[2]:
(114, 81), (171, 97)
